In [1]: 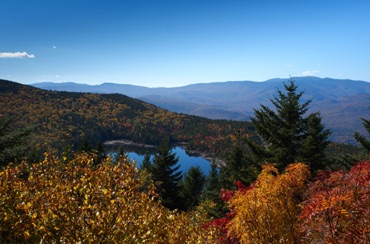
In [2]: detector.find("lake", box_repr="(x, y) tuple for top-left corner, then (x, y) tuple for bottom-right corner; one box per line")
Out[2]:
(108, 146), (211, 175)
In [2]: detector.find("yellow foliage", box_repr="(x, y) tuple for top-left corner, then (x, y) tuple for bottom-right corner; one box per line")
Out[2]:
(0, 152), (215, 243)
(227, 163), (310, 244)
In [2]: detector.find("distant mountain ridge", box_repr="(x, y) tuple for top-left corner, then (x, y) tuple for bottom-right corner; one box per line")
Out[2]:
(32, 77), (370, 144)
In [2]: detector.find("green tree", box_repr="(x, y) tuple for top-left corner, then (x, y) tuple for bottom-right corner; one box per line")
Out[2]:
(300, 113), (331, 172)
(113, 146), (126, 163)
(0, 117), (32, 167)
(180, 166), (206, 211)
(219, 134), (260, 189)
(151, 139), (182, 210)
(201, 161), (227, 218)
(138, 151), (153, 192)
(354, 107), (370, 152)
(139, 151), (152, 172)
(249, 79), (330, 172)
(95, 142), (107, 165)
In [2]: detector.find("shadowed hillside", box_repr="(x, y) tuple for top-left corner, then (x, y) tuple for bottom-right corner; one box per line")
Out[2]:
(0, 79), (255, 158)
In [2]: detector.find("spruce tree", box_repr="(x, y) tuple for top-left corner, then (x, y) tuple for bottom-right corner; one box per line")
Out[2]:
(138, 151), (154, 192)
(180, 166), (206, 211)
(151, 139), (182, 210)
(139, 151), (152, 172)
(201, 161), (227, 218)
(249, 79), (330, 172)
(219, 140), (259, 189)
(300, 113), (331, 172)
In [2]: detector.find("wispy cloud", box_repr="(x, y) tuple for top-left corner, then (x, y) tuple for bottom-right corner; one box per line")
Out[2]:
(0, 52), (35, 58)
(301, 70), (320, 76)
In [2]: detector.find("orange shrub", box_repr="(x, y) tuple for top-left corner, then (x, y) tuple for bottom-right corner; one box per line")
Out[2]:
(227, 163), (310, 243)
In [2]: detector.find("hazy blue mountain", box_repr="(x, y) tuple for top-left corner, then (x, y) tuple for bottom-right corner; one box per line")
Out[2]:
(32, 77), (370, 144)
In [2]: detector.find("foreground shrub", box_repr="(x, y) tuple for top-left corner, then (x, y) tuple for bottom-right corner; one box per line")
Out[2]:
(300, 161), (370, 243)
(0, 152), (214, 243)
(226, 163), (310, 243)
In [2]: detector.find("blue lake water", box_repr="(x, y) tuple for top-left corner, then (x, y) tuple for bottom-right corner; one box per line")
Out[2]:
(113, 146), (211, 175)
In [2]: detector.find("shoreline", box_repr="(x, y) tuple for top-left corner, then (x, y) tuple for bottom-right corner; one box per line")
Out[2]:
(104, 139), (225, 166)
(103, 139), (157, 148)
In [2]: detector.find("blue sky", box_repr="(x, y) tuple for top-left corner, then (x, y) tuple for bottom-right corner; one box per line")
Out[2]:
(1, 0), (370, 87)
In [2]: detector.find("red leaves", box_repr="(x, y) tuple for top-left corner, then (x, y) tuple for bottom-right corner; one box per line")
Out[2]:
(300, 161), (370, 243)
(204, 212), (238, 244)
(220, 189), (235, 202)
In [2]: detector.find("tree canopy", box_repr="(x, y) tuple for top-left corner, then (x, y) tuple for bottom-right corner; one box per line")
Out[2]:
(151, 139), (182, 210)
(248, 79), (331, 172)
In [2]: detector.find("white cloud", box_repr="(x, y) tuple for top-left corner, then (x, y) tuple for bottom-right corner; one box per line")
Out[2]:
(53, 45), (57, 49)
(301, 70), (320, 76)
(0, 52), (35, 58)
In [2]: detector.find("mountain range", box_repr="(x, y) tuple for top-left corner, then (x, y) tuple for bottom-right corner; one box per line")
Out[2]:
(32, 77), (370, 144)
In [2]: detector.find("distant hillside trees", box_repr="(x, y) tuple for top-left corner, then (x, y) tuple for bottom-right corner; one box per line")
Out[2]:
(0, 79), (255, 160)
(247, 80), (331, 172)
(0, 117), (33, 167)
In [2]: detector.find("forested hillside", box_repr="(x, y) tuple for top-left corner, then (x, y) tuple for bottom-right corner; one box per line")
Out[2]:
(0, 79), (255, 158)
(33, 77), (370, 144)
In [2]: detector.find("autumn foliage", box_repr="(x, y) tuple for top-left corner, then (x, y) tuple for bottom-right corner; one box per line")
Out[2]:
(205, 162), (370, 243)
(300, 161), (370, 243)
(0, 153), (215, 243)
(226, 163), (310, 243)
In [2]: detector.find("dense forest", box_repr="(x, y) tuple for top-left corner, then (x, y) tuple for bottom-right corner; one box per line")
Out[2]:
(0, 79), (255, 160)
(1, 79), (369, 243)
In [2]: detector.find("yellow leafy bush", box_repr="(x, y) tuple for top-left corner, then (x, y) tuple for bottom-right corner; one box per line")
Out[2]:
(227, 163), (310, 243)
(0, 152), (214, 243)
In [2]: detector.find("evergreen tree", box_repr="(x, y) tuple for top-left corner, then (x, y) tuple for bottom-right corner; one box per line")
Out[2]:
(78, 139), (93, 152)
(151, 139), (182, 210)
(138, 151), (154, 192)
(180, 166), (206, 211)
(95, 142), (107, 165)
(203, 162), (220, 200)
(354, 108), (370, 152)
(0, 117), (32, 167)
(219, 139), (259, 189)
(249, 79), (330, 172)
(139, 151), (152, 172)
(300, 113), (331, 172)
(113, 146), (126, 163)
(201, 161), (227, 218)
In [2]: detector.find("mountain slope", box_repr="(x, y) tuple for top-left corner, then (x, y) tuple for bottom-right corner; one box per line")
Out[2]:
(32, 77), (370, 144)
(1, 79), (254, 158)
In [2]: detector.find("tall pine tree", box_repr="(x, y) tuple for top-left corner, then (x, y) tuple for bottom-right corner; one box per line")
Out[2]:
(151, 139), (182, 210)
(249, 79), (330, 172)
